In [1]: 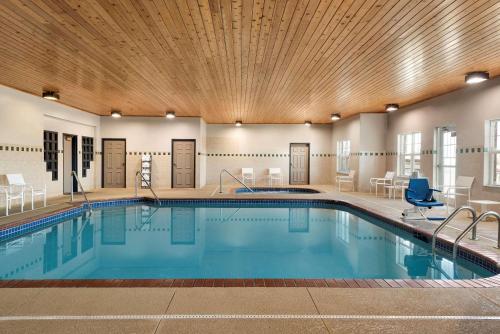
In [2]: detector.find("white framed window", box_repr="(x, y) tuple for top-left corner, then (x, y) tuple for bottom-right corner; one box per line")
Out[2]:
(397, 132), (421, 176)
(485, 119), (500, 186)
(336, 140), (350, 173)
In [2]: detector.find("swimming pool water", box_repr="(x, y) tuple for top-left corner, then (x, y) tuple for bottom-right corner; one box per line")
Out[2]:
(0, 203), (494, 280)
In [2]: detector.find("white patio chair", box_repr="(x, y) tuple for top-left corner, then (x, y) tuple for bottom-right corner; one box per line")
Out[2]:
(336, 170), (356, 192)
(1, 183), (24, 216)
(241, 168), (256, 186)
(6, 174), (46, 210)
(369, 171), (395, 197)
(268, 168), (283, 186)
(441, 176), (475, 213)
(385, 178), (409, 200)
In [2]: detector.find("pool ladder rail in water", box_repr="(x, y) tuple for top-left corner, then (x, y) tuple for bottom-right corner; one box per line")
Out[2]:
(431, 205), (500, 259)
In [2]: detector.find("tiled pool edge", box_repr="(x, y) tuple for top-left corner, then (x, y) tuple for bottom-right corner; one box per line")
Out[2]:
(1, 196), (499, 289)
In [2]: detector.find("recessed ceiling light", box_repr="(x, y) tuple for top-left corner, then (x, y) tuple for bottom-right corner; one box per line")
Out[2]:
(166, 111), (176, 119)
(385, 104), (399, 112)
(111, 110), (122, 118)
(331, 113), (341, 121)
(235, 120), (242, 127)
(465, 71), (489, 84)
(42, 90), (59, 101)
(304, 121), (312, 127)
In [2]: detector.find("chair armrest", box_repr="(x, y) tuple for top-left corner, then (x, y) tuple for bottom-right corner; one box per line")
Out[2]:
(430, 188), (441, 193)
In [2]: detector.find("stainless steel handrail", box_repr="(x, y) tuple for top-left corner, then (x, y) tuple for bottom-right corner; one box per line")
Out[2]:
(71, 171), (92, 214)
(135, 171), (160, 203)
(431, 206), (476, 254)
(219, 169), (254, 194)
(453, 211), (500, 259)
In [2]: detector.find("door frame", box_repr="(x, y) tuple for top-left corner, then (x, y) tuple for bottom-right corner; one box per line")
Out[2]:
(62, 133), (78, 194)
(171, 139), (196, 188)
(289, 143), (310, 185)
(433, 125), (456, 189)
(101, 138), (127, 188)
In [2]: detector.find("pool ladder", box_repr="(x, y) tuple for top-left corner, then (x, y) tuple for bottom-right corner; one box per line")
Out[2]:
(70, 171), (92, 215)
(219, 169), (254, 194)
(431, 206), (500, 259)
(135, 171), (160, 203)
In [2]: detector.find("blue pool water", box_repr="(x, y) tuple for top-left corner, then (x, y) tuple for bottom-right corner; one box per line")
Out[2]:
(0, 202), (494, 280)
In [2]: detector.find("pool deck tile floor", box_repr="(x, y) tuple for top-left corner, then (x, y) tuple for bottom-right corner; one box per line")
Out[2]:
(0, 287), (499, 333)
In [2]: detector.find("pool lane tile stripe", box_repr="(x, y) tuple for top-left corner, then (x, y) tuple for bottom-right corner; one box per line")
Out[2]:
(0, 314), (499, 321)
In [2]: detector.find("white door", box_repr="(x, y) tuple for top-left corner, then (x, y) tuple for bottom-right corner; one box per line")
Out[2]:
(290, 143), (309, 185)
(172, 140), (195, 188)
(435, 126), (456, 191)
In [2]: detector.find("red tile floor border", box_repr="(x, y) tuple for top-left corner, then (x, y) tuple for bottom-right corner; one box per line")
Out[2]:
(1, 277), (500, 288)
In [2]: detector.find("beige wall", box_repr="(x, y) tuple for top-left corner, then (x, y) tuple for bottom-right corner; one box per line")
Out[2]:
(205, 124), (333, 185)
(331, 114), (387, 192)
(100, 116), (205, 188)
(1, 77), (499, 206)
(0, 85), (100, 203)
(387, 77), (500, 202)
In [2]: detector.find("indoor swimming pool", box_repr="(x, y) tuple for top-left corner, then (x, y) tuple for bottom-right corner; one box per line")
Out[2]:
(0, 201), (494, 281)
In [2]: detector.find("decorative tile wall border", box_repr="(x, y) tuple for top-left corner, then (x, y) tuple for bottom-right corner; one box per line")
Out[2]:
(126, 151), (170, 156)
(206, 153), (335, 157)
(0, 144), (43, 152)
(0, 197), (498, 288)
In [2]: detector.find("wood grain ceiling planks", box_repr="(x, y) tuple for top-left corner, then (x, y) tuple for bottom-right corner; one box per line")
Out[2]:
(0, 0), (498, 123)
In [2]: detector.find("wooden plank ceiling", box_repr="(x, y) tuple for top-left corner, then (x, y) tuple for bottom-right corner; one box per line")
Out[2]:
(0, 0), (499, 123)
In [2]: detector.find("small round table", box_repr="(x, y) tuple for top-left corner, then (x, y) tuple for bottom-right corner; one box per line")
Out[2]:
(467, 199), (500, 214)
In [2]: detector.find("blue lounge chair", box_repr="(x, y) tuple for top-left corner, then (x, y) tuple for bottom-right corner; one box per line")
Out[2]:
(402, 178), (445, 221)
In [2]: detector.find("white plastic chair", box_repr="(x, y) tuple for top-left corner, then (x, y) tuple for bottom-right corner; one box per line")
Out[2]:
(369, 171), (395, 197)
(6, 174), (46, 211)
(268, 168), (283, 186)
(1, 178), (24, 216)
(441, 176), (475, 213)
(336, 170), (356, 192)
(241, 168), (255, 186)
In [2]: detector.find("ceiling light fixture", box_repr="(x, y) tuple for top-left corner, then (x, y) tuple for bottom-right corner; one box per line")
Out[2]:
(331, 113), (341, 121)
(235, 120), (242, 127)
(166, 111), (176, 119)
(42, 90), (59, 101)
(385, 104), (399, 112)
(465, 71), (489, 84)
(304, 121), (312, 127)
(111, 110), (122, 118)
